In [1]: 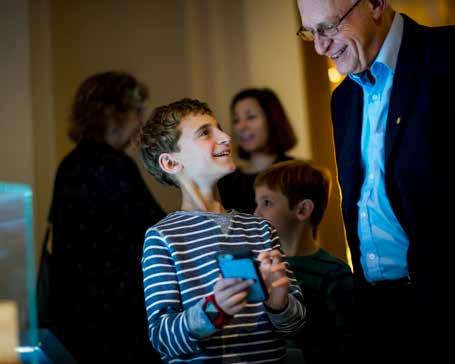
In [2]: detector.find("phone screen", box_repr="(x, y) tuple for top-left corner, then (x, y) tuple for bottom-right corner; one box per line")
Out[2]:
(217, 251), (268, 302)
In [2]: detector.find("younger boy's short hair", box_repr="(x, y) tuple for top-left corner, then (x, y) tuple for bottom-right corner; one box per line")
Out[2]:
(254, 159), (331, 238)
(139, 98), (213, 186)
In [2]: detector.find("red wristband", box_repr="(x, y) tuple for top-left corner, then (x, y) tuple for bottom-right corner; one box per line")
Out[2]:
(203, 294), (232, 328)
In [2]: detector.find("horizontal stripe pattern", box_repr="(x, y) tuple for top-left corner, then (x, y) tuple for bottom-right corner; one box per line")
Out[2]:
(142, 211), (304, 363)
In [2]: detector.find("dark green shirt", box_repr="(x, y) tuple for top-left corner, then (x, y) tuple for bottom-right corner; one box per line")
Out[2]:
(287, 248), (353, 364)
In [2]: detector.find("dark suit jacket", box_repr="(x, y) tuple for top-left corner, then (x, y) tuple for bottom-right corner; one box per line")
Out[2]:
(331, 15), (454, 307)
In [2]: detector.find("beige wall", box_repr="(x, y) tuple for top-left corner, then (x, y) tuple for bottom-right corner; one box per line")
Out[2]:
(49, 0), (191, 214)
(1, 0), (349, 262)
(45, 0), (317, 217)
(30, 0), (56, 245)
(4, 0), (454, 265)
(241, 0), (311, 158)
(0, 0), (34, 187)
(390, 0), (455, 25)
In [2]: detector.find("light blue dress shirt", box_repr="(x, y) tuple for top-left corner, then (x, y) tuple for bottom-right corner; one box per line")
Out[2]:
(349, 14), (409, 282)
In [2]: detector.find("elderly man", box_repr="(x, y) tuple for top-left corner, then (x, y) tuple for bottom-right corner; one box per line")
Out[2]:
(297, 0), (453, 362)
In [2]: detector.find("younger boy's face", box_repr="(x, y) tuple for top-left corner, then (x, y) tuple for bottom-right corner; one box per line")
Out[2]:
(254, 185), (296, 236)
(173, 113), (235, 183)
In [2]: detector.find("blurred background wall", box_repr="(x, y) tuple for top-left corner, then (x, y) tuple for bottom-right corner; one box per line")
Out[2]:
(1, 0), (454, 266)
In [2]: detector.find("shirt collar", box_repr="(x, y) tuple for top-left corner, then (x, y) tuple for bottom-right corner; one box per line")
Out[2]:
(349, 13), (403, 85)
(376, 12), (403, 72)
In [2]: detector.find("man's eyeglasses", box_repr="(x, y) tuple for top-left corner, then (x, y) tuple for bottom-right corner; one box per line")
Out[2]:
(297, 0), (363, 42)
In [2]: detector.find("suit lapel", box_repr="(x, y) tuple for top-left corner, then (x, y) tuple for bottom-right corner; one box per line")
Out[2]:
(338, 81), (364, 206)
(337, 80), (363, 168)
(347, 86), (363, 169)
(385, 15), (420, 162)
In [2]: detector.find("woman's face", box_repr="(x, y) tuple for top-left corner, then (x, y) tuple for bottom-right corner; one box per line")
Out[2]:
(233, 97), (269, 155)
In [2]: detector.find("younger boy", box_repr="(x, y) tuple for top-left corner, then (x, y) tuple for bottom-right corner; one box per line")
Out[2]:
(254, 160), (353, 364)
(138, 99), (305, 363)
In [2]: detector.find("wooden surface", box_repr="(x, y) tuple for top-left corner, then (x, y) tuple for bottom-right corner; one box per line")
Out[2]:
(0, 301), (19, 364)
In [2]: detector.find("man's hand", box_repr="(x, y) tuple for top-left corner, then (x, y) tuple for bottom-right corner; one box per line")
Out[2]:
(257, 250), (289, 311)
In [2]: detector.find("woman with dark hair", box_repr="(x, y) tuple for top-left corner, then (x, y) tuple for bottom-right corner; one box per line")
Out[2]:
(47, 71), (165, 363)
(218, 88), (297, 213)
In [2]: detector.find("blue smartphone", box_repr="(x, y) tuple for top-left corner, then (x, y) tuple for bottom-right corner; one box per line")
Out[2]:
(217, 250), (268, 303)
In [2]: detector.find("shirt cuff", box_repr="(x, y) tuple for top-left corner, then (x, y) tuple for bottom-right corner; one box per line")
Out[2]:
(265, 294), (304, 328)
(186, 298), (218, 339)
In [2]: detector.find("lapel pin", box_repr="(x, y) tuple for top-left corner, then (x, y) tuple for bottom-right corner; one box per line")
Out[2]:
(396, 117), (401, 125)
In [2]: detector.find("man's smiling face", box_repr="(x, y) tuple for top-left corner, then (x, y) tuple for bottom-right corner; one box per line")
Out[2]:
(297, 0), (379, 75)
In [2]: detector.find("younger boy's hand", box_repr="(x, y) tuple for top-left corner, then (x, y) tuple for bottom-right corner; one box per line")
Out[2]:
(213, 277), (254, 316)
(257, 250), (289, 311)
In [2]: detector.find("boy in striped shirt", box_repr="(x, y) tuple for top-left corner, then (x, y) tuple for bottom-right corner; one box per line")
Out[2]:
(138, 98), (306, 363)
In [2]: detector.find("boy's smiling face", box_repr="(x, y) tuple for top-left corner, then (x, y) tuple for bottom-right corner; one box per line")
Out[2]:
(172, 113), (235, 184)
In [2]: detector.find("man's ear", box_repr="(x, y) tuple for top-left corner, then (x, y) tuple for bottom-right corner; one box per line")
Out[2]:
(367, 0), (387, 20)
(158, 153), (182, 175)
(295, 199), (314, 222)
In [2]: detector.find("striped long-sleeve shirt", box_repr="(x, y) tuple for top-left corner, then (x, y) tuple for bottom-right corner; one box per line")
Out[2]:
(142, 210), (305, 363)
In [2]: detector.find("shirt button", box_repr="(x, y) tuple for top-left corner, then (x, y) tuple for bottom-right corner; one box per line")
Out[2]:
(360, 212), (367, 218)
(369, 173), (374, 180)
(368, 253), (376, 260)
(372, 94), (379, 101)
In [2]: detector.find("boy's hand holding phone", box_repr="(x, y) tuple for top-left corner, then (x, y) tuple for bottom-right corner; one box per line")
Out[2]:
(217, 251), (269, 303)
(257, 250), (289, 311)
(216, 249), (289, 313)
(213, 277), (254, 316)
